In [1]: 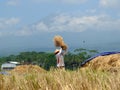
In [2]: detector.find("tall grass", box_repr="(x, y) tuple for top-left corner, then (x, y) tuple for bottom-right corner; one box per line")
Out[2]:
(0, 68), (120, 90)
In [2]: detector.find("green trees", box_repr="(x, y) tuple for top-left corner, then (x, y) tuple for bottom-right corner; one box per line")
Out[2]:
(64, 48), (99, 70)
(0, 48), (98, 70)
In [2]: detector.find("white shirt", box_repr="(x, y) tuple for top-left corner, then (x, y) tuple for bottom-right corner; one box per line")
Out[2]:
(56, 48), (65, 67)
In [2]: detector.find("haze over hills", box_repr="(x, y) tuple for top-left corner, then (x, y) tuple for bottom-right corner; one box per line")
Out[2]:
(0, 41), (120, 57)
(0, 31), (120, 56)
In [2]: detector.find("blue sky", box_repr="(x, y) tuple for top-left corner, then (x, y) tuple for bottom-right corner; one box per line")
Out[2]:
(0, 0), (120, 55)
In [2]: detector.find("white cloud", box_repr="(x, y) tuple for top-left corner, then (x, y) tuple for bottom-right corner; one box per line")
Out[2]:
(33, 0), (87, 4)
(0, 17), (20, 37)
(85, 9), (97, 13)
(33, 22), (49, 32)
(32, 14), (120, 32)
(1, 14), (120, 37)
(100, 0), (120, 8)
(14, 27), (32, 36)
(7, 0), (20, 6)
(61, 0), (87, 4)
(0, 17), (20, 29)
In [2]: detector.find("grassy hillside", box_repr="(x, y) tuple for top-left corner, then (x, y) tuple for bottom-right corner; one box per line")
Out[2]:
(0, 65), (120, 90)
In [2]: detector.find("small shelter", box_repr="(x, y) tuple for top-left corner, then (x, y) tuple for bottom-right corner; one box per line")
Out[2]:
(1, 61), (20, 71)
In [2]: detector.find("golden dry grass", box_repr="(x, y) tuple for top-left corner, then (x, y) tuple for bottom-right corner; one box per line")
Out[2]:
(11, 65), (46, 74)
(83, 54), (120, 72)
(0, 65), (120, 90)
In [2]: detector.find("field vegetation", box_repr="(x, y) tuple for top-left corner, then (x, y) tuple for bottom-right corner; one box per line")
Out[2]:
(0, 48), (120, 90)
(0, 66), (120, 90)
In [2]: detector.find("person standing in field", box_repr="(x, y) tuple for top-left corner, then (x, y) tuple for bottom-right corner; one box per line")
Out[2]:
(53, 35), (68, 69)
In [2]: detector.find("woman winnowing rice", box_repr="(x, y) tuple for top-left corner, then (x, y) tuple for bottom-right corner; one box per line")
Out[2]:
(53, 35), (68, 69)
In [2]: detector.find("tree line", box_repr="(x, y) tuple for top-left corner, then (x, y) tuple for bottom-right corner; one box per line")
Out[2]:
(0, 48), (99, 70)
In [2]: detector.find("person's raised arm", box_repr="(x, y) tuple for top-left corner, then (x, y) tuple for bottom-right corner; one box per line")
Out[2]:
(57, 48), (62, 55)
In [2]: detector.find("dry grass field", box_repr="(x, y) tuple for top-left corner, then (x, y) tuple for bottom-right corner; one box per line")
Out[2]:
(0, 64), (120, 90)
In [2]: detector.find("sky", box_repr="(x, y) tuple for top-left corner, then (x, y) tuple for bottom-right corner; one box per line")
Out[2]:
(0, 0), (120, 56)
